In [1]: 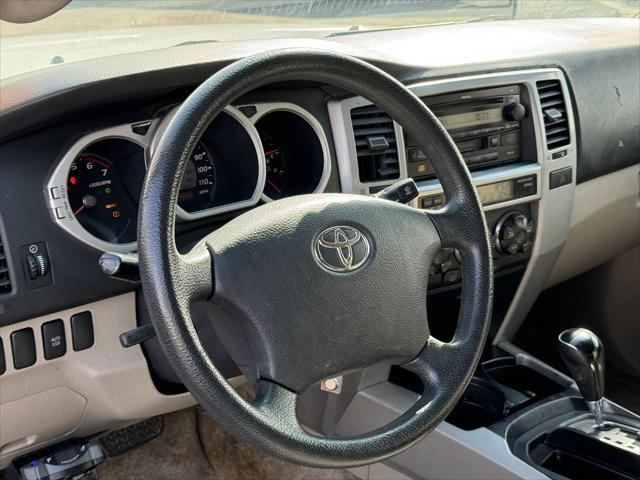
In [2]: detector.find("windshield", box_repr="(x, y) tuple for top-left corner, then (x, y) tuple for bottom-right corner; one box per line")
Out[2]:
(1, 0), (638, 80)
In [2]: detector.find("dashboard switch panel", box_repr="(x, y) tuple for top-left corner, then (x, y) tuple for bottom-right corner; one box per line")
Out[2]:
(42, 319), (66, 360)
(20, 242), (52, 289)
(11, 327), (36, 369)
(71, 311), (94, 351)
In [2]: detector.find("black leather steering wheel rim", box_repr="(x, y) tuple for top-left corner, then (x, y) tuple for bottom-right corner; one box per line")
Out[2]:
(139, 48), (493, 468)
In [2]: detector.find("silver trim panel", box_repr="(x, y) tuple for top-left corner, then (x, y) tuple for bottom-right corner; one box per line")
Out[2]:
(45, 106), (265, 252)
(409, 163), (542, 212)
(150, 105), (266, 222)
(44, 124), (153, 253)
(241, 102), (332, 202)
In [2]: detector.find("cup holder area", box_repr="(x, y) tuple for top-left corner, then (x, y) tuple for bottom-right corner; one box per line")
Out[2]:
(446, 356), (565, 431)
(483, 356), (565, 400)
(446, 378), (507, 430)
(529, 423), (640, 480)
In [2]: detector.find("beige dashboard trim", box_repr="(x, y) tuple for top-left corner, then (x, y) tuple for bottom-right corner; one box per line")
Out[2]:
(545, 163), (640, 288)
(0, 293), (196, 468)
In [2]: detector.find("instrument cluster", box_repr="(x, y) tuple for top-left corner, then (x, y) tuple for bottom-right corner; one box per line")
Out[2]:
(45, 103), (330, 252)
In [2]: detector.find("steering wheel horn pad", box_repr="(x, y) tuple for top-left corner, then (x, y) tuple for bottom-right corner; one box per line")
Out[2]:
(204, 193), (439, 393)
(139, 48), (493, 467)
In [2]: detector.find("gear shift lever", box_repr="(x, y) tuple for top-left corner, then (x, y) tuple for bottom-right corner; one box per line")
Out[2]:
(558, 328), (605, 427)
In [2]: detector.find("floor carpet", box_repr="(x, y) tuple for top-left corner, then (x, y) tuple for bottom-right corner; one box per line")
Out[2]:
(97, 407), (214, 480)
(97, 407), (359, 480)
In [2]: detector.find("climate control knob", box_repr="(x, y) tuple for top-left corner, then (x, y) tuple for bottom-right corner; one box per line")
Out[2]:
(495, 212), (534, 255)
(504, 102), (526, 121)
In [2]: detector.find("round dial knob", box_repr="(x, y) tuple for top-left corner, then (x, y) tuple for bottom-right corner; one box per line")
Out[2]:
(495, 212), (534, 255)
(504, 103), (526, 121)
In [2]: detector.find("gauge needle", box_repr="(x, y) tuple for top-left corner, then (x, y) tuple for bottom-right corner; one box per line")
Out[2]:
(264, 149), (280, 157)
(74, 205), (85, 216)
(266, 179), (282, 193)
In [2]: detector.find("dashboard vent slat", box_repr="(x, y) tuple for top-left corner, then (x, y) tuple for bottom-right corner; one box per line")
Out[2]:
(0, 230), (12, 296)
(350, 105), (400, 183)
(537, 80), (571, 150)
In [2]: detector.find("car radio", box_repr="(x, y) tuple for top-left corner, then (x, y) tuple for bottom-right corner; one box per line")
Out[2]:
(406, 85), (526, 178)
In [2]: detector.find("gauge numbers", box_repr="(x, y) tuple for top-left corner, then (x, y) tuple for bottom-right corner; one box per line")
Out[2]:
(67, 153), (137, 244)
(178, 142), (217, 213)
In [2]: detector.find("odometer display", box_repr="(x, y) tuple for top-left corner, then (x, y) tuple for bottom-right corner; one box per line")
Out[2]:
(178, 142), (217, 213)
(67, 152), (138, 244)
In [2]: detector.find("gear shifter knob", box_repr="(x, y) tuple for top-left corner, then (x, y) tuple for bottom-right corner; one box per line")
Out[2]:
(558, 328), (605, 426)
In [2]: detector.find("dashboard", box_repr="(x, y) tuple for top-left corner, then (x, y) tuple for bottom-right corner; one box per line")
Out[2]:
(0, 17), (638, 471)
(45, 103), (330, 253)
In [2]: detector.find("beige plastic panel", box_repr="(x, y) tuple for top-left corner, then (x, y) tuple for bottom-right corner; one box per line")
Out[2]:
(0, 387), (86, 457)
(0, 293), (196, 469)
(545, 163), (640, 287)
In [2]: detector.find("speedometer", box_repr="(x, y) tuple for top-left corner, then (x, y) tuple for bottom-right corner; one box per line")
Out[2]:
(178, 142), (217, 213)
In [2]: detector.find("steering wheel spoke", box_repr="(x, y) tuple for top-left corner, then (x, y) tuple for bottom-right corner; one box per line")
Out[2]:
(176, 241), (213, 303)
(404, 337), (473, 402)
(253, 379), (303, 428)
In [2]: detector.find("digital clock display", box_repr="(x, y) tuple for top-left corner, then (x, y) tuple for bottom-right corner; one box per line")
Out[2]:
(439, 107), (504, 130)
(477, 180), (514, 206)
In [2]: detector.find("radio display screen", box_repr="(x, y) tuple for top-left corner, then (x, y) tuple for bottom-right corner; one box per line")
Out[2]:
(439, 107), (503, 130)
(477, 180), (514, 205)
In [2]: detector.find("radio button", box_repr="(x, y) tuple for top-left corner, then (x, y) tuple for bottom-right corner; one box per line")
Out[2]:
(501, 132), (519, 146)
(465, 152), (499, 164)
(457, 139), (480, 152)
(488, 135), (500, 148)
(514, 175), (537, 198)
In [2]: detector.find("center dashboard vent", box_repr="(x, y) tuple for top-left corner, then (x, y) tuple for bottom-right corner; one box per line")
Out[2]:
(350, 105), (399, 183)
(0, 232), (12, 296)
(537, 80), (570, 150)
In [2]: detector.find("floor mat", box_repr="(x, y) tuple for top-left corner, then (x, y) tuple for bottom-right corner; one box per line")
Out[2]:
(197, 407), (358, 480)
(97, 408), (214, 480)
(97, 406), (359, 480)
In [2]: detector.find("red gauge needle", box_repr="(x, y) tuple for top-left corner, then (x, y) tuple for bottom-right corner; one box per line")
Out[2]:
(264, 149), (280, 157)
(266, 179), (282, 193)
(74, 205), (85, 216)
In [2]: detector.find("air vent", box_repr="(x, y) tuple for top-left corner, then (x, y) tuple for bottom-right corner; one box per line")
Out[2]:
(537, 80), (570, 150)
(350, 105), (399, 183)
(0, 233), (12, 296)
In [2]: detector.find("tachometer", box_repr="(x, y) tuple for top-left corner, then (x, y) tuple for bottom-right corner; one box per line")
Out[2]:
(178, 142), (217, 213)
(67, 152), (137, 244)
(261, 132), (287, 200)
(255, 109), (328, 201)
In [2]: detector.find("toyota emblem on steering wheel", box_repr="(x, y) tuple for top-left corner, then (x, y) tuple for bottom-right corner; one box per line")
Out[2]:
(313, 226), (371, 273)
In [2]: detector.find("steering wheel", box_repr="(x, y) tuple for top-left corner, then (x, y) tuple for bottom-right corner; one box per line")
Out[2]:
(139, 49), (493, 468)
